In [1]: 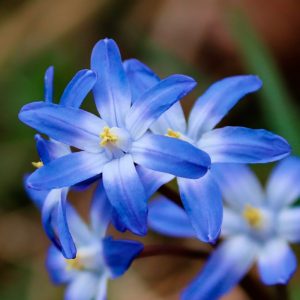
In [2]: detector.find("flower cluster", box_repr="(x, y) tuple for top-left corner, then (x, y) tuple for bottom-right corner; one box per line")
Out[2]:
(20, 38), (299, 300)
(149, 157), (300, 299)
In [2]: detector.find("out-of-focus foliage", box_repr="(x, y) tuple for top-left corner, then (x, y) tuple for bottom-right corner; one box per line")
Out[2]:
(0, 0), (299, 299)
(229, 9), (300, 154)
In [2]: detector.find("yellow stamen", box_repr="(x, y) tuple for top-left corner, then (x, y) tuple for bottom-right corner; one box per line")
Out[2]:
(99, 126), (118, 146)
(65, 257), (84, 271)
(243, 204), (263, 229)
(166, 128), (181, 139)
(32, 161), (43, 168)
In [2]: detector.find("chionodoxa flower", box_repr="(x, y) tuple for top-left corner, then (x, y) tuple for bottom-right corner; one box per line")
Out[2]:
(148, 156), (300, 300)
(19, 38), (211, 238)
(125, 59), (291, 243)
(46, 184), (143, 300)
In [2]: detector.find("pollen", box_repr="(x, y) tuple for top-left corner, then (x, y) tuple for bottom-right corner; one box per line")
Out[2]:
(32, 161), (43, 168)
(166, 128), (181, 139)
(243, 204), (263, 229)
(99, 126), (118, 146)
(65, 257), (84, 271)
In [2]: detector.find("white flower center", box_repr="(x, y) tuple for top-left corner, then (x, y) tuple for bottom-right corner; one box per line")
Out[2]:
(65, 245), (104, 272)
(165, 128), (181, 139)
(99, 126), (132, 157)
(243, 204), (263, 229)
(99, 127), (118, 146)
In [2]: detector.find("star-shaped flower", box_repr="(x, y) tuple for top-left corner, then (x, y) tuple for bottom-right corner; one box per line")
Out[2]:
(19, 38), (210, 236)
(148, 156), (300, 299)
(125, 58), (291, 243)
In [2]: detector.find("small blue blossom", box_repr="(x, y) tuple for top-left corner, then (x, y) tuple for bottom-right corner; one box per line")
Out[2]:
(25, 66), (97, 259)
(148, 156), (300, 300)
(19, 38), (211, 236)
(124, 59), (291, 243)
(47, 182), (143, 300)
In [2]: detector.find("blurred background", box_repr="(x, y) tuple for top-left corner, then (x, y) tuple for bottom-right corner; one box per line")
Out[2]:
(0, 0), (299, 299)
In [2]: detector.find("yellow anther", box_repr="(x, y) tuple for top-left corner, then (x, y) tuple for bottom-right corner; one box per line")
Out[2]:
(166, 128), (181, 139)
(243, 204), (263, 229)
(99, 127), (118, 146)
(65, 257), (84, 271)
(32, 161), (43, 168)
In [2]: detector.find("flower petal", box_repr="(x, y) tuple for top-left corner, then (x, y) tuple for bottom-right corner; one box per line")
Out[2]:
(27, 151), (109, 189)
(182, 236), (258, 300)
(56, 194), (77, 259)
(178, 171), (222, 243)
(222, 208), (248, 237)
(188, 75), (262, 140)
(41, 191), (64, 251)
(123, 58), (187, 134)
(211, 163), (265, 210)
(90, 180), (112, 237)
(60, 69), (96, 108)
(258, 239), (297, 285)
(65, 272), (99, 300)
(111, 208), (127, 233)
(95, 275), (108, 300)
(103, 236), (143, 278)
(132, 134), (210, 179)
(198, 126), (291, 163)
(19, 102), (106, 153)
(123, 58), (160, 103)
(150, 103), (187, 135)
(35, 134), (70, 164)
(136, 165), (174, 198)
(102, 155), (147, 236)
(41, 188), (76, 259)
(66, 204), (95, 247)
(46, 246), (74, 284)
(148, 196), (195, 238)
(24, 175), (48, 209)
(44, 66), (54, 103)
(126, 75), (196, 139)
(266, 156), (300, 209)
(91, 38), (131, 127)
(278, 208), (300, 243)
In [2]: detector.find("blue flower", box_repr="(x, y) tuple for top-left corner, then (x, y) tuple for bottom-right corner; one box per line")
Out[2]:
(25, 66), (97, 259)
(148, 156), (300, 300)
(19, 38), (210, 236)
(124, 59), (291, 243)
(47, 182), (143, 300)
